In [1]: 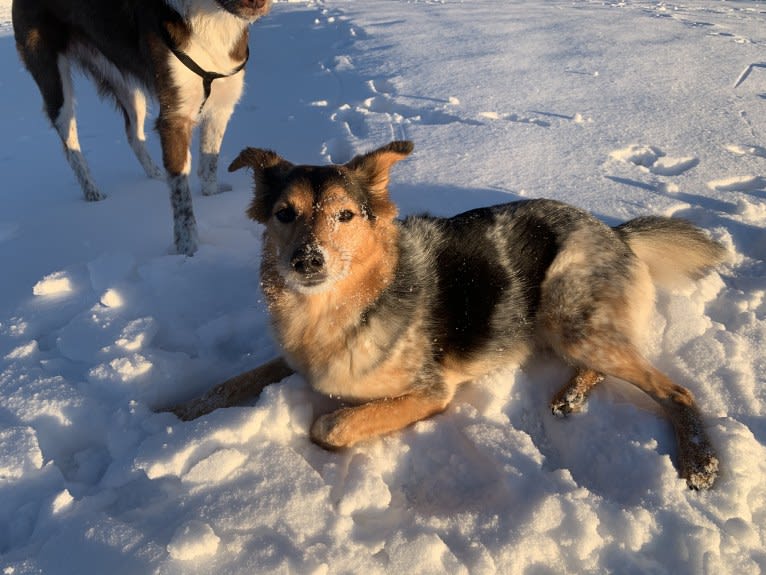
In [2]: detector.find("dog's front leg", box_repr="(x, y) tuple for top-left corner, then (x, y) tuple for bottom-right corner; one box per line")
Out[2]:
(157, 114), (198, 255)
(198, 78), (243, 196)
(165, 357), (294, 420)
(310, 392), (450, 449)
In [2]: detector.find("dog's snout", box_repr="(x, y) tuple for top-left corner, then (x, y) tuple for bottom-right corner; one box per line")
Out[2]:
(291, 245), (325, 276)
(236, 0), (270, 14)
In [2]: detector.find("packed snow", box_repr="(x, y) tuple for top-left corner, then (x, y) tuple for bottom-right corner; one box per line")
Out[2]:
(1, 1), (765, 573)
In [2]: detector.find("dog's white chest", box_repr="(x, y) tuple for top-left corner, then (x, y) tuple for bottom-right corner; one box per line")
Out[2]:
(284, 335), (411, 403)
(168, 14), (247, 118)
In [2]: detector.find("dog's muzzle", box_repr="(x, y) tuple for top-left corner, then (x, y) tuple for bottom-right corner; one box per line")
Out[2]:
(218, 0), (271, 20)
(289, 244), (327, 286)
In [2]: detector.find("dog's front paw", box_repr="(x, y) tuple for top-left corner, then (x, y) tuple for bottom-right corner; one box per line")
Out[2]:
(310, 410), (352, 450)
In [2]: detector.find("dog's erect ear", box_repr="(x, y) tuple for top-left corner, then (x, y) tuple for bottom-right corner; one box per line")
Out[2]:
(228, 148), (294, 223)
(228, 148), (289, 174)
(346, 141), (413, 194)
(345, 141), (413, 219)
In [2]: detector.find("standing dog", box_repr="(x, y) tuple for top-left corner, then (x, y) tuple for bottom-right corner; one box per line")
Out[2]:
(169, 140), (726, 490)
(12, 0), (272, 255)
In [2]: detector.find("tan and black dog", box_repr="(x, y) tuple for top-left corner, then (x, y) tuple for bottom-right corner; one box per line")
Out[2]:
(12, 0), (271, 255)
(170, 140), (726, 490)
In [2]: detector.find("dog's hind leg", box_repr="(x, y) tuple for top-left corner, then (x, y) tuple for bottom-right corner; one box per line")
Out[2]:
(550, 368), (605, 417)
(17, 27), (103, 201)
(565, 342), (718, 490)
(73, 46), (164, 182)
(118, 87), (163, 180)
(53, 56), (104, 201)
(310, 391), (451, 449)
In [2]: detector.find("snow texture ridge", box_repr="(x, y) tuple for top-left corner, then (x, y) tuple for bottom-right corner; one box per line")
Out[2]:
(1, 1), (765, 573)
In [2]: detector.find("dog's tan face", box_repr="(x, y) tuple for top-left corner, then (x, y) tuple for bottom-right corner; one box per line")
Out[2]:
(229, 141), (414, 295)
(265, 178), (382, 293)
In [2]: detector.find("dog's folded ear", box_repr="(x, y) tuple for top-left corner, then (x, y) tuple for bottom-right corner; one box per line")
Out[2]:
(346, 141), (413, 220)
(228, 148), (290, 174)
(229, 147), (294, 223)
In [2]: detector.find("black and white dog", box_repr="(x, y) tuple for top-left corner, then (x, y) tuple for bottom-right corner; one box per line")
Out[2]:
(12, 0), (272, 255)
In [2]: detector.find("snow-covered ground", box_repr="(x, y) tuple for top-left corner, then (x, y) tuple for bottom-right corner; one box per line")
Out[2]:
(1, 0), (765, 573)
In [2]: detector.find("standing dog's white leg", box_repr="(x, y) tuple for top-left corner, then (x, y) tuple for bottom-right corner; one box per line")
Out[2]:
(158, 113), (198, 255)
(55, 55), (104, 201)
(198, 75), (243, 196)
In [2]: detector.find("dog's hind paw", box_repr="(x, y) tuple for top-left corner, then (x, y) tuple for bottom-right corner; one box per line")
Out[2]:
(550, 389), (587, 418)
(146, 164), (164, 180)
(682, 452), (719, 490)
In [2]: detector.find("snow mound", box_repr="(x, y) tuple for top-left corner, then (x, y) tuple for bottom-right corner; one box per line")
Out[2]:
(167, 521), (220, 560)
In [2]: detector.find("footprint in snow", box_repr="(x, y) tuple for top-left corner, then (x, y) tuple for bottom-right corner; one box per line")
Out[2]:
(724, 144), (766, 159)
(708, 175), (766, 193)
(479, 111), (550, 128)
(610, 144), (700, 177)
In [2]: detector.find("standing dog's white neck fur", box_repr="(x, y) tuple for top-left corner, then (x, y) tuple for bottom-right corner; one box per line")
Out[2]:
(165, 0), (252, 92)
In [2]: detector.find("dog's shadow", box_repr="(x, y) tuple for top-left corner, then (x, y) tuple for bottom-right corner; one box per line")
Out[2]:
(390, 183), (524, 218)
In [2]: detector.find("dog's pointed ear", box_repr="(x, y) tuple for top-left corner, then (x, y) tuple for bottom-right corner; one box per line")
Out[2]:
(228, 147), (289, 174)
(345, 141), (413, 220)
(345, 141), (413, 195)
(228, 147), (293, 223)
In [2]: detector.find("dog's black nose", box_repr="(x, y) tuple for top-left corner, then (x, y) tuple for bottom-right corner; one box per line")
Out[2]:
(291, 246), (325, 275)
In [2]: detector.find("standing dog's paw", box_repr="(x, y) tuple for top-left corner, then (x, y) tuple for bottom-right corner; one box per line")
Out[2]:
(146, 164), (164, 180)
(84, 184), (106, 202)
(201, 182), (233, 196)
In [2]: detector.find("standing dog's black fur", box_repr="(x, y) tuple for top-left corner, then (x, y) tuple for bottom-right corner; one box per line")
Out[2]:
(12, 0), (271, 255)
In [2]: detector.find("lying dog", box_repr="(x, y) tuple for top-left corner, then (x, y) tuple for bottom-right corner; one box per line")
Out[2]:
(12, 0), (271, 255)
(169, 140), (726, 490)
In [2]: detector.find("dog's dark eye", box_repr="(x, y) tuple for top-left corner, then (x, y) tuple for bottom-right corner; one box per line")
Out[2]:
(337, 210), (355, 223)
(275, 207), (297, 223)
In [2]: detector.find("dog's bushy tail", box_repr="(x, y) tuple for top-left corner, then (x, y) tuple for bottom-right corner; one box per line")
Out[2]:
(615, 217), (726, 288)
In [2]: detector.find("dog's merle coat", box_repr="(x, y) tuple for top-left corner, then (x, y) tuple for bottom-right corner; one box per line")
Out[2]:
(170, 141), (726, 490)
(12, 0), (271, 255)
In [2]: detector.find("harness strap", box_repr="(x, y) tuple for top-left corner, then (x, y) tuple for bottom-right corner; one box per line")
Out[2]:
(160, 23), (249, 114)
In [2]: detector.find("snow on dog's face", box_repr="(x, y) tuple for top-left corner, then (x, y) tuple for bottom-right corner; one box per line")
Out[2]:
(230, 141), (413, 294)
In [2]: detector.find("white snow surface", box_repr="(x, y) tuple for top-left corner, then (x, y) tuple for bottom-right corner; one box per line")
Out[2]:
(1, 1), (765, 573)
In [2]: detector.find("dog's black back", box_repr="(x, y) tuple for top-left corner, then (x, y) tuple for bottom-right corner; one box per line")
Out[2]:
(390, 201), (596, 363)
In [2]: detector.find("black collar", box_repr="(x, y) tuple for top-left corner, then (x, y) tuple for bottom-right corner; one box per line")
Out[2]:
(160, 23), (249, 114)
